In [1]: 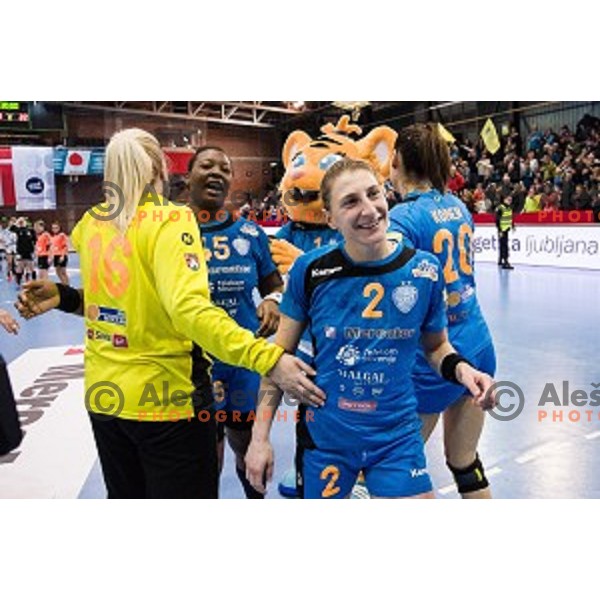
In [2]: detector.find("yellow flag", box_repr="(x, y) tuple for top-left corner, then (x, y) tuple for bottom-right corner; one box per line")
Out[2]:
(438, 123), (455, 144)
(481, 118), (500, 155)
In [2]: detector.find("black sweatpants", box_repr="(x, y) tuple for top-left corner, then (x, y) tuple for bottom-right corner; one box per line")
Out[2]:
(499, 230), (509, 264)
(89, 412), (218, 499)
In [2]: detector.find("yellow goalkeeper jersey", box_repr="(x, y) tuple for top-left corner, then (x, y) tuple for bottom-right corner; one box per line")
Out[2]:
(71, 199), (284, 421)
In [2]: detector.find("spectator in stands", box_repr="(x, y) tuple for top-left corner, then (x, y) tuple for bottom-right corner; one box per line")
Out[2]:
(506, 153), (521, 184)
(486, 182), (499, 208)
(527, 150), (539, 175)
(521, 157), (534, 190)
(560, 171), (576, 209)
(572, 184), (592, 210)
(472, 182), (485, 204)
(512, 182), (527, 214)
(541, 183), (560, 212)
(540, 155), (557, 182)
(507, 125), (521, 155)
(527, 125), (544, 153)
(500, 173), (513, 200)
(550, 143), (562, 166)
(477, 152), (494, 183)
(523, 186), (542, 213)
(448, 164), (466, 194)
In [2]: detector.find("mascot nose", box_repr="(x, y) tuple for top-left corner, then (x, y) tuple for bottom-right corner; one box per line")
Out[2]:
(291, 170), (305, 181)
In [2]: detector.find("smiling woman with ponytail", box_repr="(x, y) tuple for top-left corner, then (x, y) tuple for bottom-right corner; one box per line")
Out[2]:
(15, 127), (324, 499)
(389, 122), (497, 499)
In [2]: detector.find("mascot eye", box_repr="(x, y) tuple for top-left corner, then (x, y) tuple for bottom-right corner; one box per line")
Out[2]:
(292, 154), (306, 169)
(319, 154), (343, 171)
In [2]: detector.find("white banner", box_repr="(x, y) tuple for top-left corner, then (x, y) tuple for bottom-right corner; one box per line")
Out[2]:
(0, 346), (97, 499)
(473, 225), (600, 270)
(12, 146), (57, 211)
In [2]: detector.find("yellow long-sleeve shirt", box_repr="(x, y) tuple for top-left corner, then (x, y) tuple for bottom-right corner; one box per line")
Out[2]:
(71, 199), (283, 421)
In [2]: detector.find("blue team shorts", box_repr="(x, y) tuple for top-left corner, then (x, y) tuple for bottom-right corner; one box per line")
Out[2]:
(298, 431), (432, 499)
(414, 342), (497, 415)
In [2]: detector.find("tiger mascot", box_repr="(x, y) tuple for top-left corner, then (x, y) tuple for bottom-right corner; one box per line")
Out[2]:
(270, 115), (397, 274)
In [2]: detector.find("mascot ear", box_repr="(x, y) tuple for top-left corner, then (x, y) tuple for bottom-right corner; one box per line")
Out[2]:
(282, 131), (313, 169)
(356, 126), (398, 179)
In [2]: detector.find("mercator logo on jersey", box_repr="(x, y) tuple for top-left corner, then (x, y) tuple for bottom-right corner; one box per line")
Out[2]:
(392, 283), (419, 314)
(412, 260), (439, 282)
(232, 237), (251, 256)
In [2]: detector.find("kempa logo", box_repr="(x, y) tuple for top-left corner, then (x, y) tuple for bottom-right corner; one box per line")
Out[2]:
(411, 468), (428, 478)
(311, 266), (343, 278)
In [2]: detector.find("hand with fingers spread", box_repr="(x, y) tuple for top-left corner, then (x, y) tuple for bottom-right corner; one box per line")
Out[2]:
(268, 353), (326, 409)
(0, 309), (19, 335)
(456, 364), (497, 410)
(15, 280), (60, 319)
(256, 298), (280, 338)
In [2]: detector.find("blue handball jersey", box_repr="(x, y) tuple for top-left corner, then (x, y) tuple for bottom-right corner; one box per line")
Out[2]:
(281, 240), (447, 451)
(275, 221), (341, 252)
(276, 221), (342, 359)
(389, 190), (492, 354)
(200, 216), (277, 333)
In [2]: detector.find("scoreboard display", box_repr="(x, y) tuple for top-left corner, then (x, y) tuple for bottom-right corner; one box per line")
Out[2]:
(0, 102), (30, 128)
(0, 102), (64, 130)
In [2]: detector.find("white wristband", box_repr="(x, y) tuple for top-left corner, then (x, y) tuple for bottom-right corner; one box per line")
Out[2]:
(263, 292), (283, 305)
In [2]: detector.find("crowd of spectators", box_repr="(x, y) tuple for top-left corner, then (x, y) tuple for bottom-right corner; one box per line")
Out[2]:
(216, 113), (600, 223)
(448, 114), (600, 214)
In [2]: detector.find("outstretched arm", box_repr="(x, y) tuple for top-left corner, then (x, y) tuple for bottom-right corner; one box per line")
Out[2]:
(15, 281), (84, 319)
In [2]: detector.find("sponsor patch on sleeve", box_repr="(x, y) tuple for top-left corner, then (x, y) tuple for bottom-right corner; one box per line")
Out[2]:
(185, 253), (200, 271)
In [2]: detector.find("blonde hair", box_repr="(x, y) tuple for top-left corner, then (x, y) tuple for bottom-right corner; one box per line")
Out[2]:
(104, 128), (165, 233)
(320, 158), (378, 211)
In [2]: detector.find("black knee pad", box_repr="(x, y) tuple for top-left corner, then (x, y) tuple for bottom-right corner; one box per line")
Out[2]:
(447, 454), (489, 495)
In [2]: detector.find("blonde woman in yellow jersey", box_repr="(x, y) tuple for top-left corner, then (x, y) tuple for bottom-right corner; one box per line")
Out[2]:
(16, 128), (324, 499)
